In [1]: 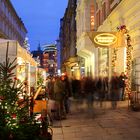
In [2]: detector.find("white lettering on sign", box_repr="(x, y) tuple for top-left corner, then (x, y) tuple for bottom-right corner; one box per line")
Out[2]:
(94, 33), (117, 46)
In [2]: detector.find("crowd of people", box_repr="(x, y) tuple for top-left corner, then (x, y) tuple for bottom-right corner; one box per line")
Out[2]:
(46, 75), (71, 120)
(45, 72), (127, 119)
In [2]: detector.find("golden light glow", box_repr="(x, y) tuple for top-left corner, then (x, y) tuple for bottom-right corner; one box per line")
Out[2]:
(94, 33), (117, 46)
(117, 25), (133, 98)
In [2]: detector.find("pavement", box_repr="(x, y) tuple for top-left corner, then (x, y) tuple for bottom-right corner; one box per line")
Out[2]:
(52, 99), (140, 140)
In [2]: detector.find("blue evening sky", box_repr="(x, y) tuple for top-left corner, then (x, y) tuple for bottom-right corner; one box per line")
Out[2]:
(11, 0), (68, 51)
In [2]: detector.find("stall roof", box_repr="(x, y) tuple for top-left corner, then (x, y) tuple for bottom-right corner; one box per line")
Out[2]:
(0, 39), (37, 66)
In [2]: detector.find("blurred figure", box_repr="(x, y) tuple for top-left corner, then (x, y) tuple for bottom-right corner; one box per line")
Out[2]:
(71, 77), (81, 99)
(40, 109), (48, 135)
(61, 75), (71, 114)
(84, 76), (94, 110)
(96, 77), (105, 108)
(71, 77), (82, 111)
(110, 72), (120, 109)
(47, 77), (55, 99)
(119, 72), (127, 101)
(54, 76), (66, 119)
(80, 76), (86, 98)
(104, 77), (109, 100)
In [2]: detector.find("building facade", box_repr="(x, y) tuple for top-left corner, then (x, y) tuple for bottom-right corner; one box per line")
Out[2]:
(42, 44), (57, 76)
(58, 18), (64, 75)
(55, 39), (61, 75)
(0, 0), (27, 46)
(94, 0), (140, 93)
(76, 0), (140, 97)
(94, 0), (124, 78)
(31, 44), (44, 68)
(76, 0), (98, 78)
(60, 0), (79, 78)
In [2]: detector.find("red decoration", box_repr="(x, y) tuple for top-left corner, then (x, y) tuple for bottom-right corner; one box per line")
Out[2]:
(24, 81), (28, 86)
(11, 113), (16, 119)
(0, 96), (4, 100)
(7, 69), (11, 73)
(14, 77), (18, 80)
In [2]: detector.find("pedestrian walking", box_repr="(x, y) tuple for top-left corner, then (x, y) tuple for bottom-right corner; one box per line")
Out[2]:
(84, 76), (94, 110)
(119, 72), (127, 100)
(54, 76), (66, 119)
(96, 77), (105, 108)
(61, 75), (71, 114)
(110, 72), (120, 109)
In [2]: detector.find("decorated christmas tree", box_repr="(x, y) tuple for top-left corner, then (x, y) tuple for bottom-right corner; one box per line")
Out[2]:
(0, 42), (40, 139)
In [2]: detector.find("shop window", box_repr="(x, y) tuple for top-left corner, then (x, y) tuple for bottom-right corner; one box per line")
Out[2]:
(96, 10), (101, 28)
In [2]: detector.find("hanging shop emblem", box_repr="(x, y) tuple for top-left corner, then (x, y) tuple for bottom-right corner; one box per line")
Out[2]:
(94, 33), (117, 46)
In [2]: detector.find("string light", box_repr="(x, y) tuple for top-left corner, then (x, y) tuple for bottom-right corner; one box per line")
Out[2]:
(112, 48), (118, 72)
(117, 25), (133, 98)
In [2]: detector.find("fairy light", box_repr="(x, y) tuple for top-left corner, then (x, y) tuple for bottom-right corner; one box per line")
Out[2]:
(117, 25), (133, 98)
(112, 48), (118, 72)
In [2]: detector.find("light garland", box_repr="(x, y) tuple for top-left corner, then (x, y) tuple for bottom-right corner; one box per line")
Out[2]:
(117, 25), (133, 98)
(112, 48), (118, 72)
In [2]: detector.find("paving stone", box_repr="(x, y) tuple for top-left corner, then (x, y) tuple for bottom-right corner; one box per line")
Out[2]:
(104, 135), (124, 140)
(53, 128), (63, 134)
(53, 100), (140, 140)
(64, 132), (76, 139)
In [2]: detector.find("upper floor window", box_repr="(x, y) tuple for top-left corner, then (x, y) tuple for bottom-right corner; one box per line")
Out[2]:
(110, 0), (114, 4)
(95, 2), (98, 11)
(110, 0), (121, 11)
(102, 2), (106, 22)
(96, 10), (101, 28)
(90, 4), (94, 31)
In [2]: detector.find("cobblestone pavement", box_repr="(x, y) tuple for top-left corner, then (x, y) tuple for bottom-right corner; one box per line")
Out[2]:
(52, 99), (140, 140)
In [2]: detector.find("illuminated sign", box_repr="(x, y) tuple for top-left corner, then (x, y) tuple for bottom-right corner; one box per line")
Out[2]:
(94, 33), (117, 46)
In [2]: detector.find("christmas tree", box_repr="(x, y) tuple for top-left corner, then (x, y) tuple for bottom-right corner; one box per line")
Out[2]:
(0, 42), (40, 139)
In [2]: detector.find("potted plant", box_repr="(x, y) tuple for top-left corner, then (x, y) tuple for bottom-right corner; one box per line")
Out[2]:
(130, 91), (140, 111)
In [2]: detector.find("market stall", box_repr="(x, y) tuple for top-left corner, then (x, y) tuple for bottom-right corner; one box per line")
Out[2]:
(0, 39), (37, 95)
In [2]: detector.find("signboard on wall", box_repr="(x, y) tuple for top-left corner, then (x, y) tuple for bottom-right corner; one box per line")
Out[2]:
(94, 33), (117, 46)
(88, 32), (125, 48)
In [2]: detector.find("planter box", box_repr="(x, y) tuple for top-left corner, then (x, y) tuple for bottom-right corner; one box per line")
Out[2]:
(131, 102), (140, 111)
(33, 100), (47, 113)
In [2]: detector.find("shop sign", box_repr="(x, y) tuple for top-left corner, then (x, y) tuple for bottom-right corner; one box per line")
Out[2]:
(94, 33), (117, 46)
(87, 32), (124, 48)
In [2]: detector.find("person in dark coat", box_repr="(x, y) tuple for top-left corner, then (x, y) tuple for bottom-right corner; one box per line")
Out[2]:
(119, 72), (127, 100)
(110, 72), (120, 109)
(96, 77), (106, 107)
(61, 75), (71, 114)
(54, 76), (66, 119)
(84, 76), (94, 109)
(71, 77), (81, 99)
